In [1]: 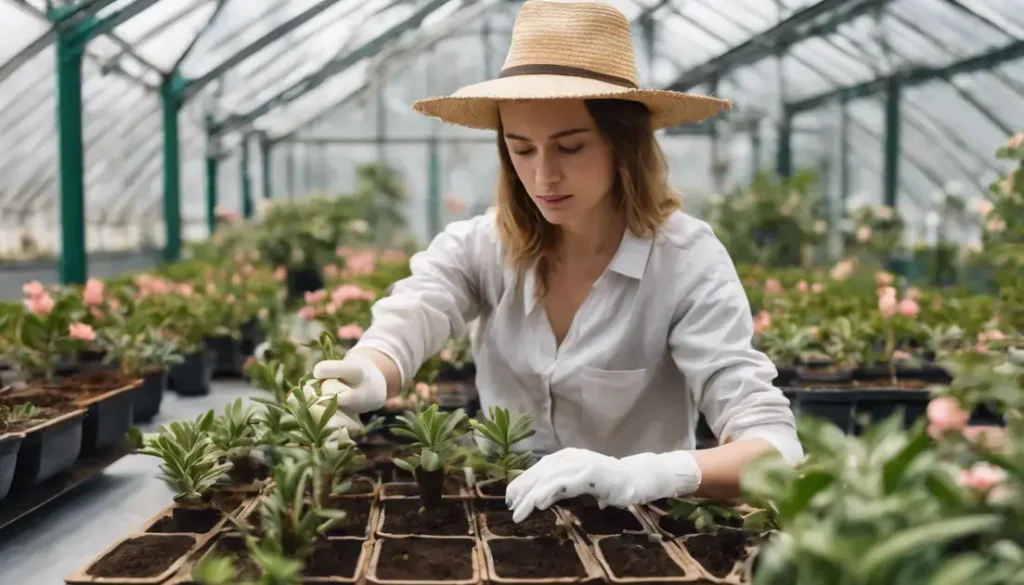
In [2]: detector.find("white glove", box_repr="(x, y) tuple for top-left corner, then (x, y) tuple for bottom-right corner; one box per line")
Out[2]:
(311, 355), (388, 413)
(287, 380), (365, 432)
(505, 447), (702, 523)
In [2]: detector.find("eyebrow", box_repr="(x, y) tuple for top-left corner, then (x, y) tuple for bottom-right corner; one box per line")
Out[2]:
(503, 128), (590, 142)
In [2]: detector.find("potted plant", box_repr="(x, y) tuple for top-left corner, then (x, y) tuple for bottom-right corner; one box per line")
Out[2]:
(466, 406), (535, 499)
(756, 319), (816, 387)
(164, 292), (218, 396)
(131, 410), (234, 534)
(210, 398), (267, 490)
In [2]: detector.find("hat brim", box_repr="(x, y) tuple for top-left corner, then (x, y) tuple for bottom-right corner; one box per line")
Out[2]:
(412, 74), (731, 131)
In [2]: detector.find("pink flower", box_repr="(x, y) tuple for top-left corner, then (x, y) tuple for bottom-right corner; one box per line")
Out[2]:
(231, 274), (242, 286)
(304, 289), (326, 304)
(241, 264), (254, 276)
(439, 348), (454, 362)
(764, 278), (783, 295)
(331, 284), (375, 305)
(856, 226), (872, 242)
(811, 282), (824, 294)
(905, 287), (920, 301)
(82, 278), (104, 306)
(892, 350), (912, 361)
(809, 326), (819, 339)
(383, 396), (404, 410)
(878, 287), (898, 318)
(959, 462), (1007, 492)
(926, 397), (970, 437)
(976, 329), (1006, 352)
(344, 251), (377, 277)
(875, 271), (895, 287)
(323, 264), (340, 279)
(205, 282), (217, 295)
(68, 322), (96, 342)
(225, 294), (235, 303)
(298, 306), (317, 321)
(1007, 132), (1024, 148)
(986, 217), (1006, 233)
(380, 249), (408, 263)
(22, 280), (45, 299)
(337, 324), (364, 340)
(177, 284), (193, 297)
(797, 280), (808, 292)
(753, 310), (772, 334)
(274, 266), (287, 282)
(830, 259), (855, 281)
(897, 298), (919, 317)
(90, 307), (105, 321)
(24, 293), (55, 316)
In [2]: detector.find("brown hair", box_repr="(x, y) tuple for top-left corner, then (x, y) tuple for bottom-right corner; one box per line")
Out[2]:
(495, 99), (680, 292)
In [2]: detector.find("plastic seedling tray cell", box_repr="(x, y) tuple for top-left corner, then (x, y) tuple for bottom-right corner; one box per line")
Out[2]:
(365, 536), (481, 585)
(590, 533), (707, 583)
(376, 497), (475, 538)
(673, 528), (763, 584)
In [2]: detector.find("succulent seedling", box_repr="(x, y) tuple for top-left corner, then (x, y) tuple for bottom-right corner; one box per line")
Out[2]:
(390, 403), (469, 508)
(468, 406), (535, 483)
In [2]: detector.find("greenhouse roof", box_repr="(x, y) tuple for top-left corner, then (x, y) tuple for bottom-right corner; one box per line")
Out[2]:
(0, 0), (1022, 249)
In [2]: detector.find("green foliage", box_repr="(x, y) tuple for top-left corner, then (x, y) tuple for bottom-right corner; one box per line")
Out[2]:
(0, 287), (89, 381)
(131, 411), (231, 504)
(390, 404), (469, 474)
(467, 406), (535, 482)
(665, 498), (754, 535)
(211, 399), (259, 462)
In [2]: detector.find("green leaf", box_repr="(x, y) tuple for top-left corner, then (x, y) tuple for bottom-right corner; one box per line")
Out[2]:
(420, 448), (441, 472)
(882, 427), (932, 493)
(858, 515), (1004, 579)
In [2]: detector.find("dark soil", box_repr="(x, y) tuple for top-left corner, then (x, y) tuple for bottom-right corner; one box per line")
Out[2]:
(382, 479), (462, 498)
(304, 539), (365, 578)
(480, 499), (559, 537)
(345, 475), (378, 495)
(599, 533), (686, 578)
(87, 535), (195, 578)
(47, 370), (138, 395)
(228, 456), (268, 485)
(206, 536), (261, 581)
(488, 537), (586, 579)
(369, 459), (414, 483)
(212, 490), (248, 514)
(324, 497), (373, 537)
(558, 496), (644, 535)
(658, 511), (744, 537)
(0, 388), (81, 433)
(381, 498), (470, 536)
(375, 537), (475, 581)
(684, 530), (753, 578)
(478, 481), (506, 497)
(147, 507), (222, 534)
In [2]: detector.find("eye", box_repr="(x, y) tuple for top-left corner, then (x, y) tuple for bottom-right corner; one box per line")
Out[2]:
(512, 147), (535, 156)
(559, 144), (584, 154)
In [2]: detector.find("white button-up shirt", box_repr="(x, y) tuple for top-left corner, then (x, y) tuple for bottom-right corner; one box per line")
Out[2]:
(354, 209), (803, 464)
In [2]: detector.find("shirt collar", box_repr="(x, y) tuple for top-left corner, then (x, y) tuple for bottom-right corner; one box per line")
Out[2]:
(522, 228), (653, 315)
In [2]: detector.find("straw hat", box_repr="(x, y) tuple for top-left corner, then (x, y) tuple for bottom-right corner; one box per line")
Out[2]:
(413, 0), (731, 131)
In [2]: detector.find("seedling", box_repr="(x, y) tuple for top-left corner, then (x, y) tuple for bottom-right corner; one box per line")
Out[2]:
(211, 399), (262, 486)
(130, 410), (231, 507)
(468, 406), (535, 483)
(665, 498), (747, 535)
(389, 403), (469, 508)
(0, 402), (41, 432)
(192, 537), (303, 585)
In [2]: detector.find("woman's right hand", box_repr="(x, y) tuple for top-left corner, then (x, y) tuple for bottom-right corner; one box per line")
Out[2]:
(311, 355), (389, 414)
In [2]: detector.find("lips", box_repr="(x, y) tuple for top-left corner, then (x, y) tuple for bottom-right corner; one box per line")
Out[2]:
(538, 194), (573, 203)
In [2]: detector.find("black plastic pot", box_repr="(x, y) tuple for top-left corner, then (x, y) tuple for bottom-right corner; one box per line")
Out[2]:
(206, 335), (245, 377)
(795, 366), (855, 385)
(286, 266), (324, 303)
(169, 348), (215, 396)
(79, 383), (138, 456)
(240, 319), (264, 358)
(12, 409), (86, 489)
(854, 365), (952, 384)
(54, 349), (116, 378)
(773, 365), (798, 387)
(0, 433), (23, 502)
(133, 369), (167, 423)
(854, 389), (931, 431)
(790, 389), (857, 433)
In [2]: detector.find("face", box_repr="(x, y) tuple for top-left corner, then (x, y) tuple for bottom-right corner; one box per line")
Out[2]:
(499, 100), (616, 228)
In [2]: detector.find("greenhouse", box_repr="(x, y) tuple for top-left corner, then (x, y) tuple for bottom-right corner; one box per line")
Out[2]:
(0, 0), (1021, 583)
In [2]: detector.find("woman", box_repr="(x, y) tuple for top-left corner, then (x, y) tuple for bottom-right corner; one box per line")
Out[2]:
(312, 0), (803, 523)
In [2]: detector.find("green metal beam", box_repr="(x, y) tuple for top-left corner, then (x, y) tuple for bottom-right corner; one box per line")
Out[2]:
(205, 114), (219, 235)
(55, 30), (87, 285)
(213, 0), (455, 135)
(664, 0), (893, 92)
(260, 134), (273, 200)
(71, 0), (163, 44)
(883, 78), (900, 208)
(427, 133), (442, 238)
(776, 113), (792, 178)
(787, 39), (1024, 114)
(162, 74), (185, 263)
(183, 0), (346, 101)
(241, 135), (254, 219)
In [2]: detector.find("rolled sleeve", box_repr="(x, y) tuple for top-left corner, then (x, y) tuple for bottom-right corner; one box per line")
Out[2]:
(353, 214), (492, 388)
(668, 238), (803, 466)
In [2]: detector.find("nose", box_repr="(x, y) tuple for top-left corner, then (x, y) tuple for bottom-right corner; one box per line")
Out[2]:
(534, 151), (563, 188)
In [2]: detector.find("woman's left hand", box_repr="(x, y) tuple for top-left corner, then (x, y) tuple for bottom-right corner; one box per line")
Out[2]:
(505, 447), (702, 523)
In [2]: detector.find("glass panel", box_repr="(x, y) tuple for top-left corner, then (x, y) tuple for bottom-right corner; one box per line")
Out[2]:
(0, 5), (47, 65)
